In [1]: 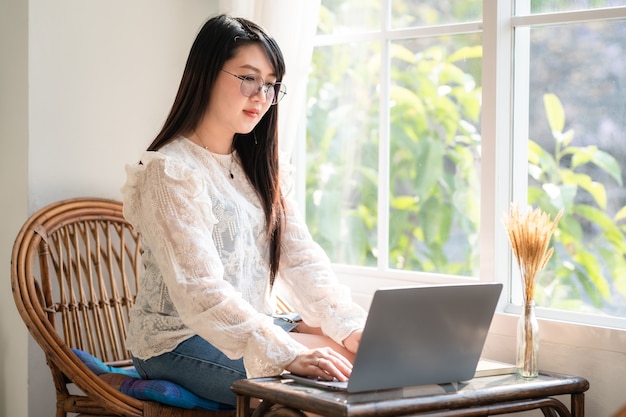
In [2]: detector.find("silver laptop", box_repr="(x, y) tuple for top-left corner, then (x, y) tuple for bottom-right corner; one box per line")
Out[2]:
(286, 282), (503, 393)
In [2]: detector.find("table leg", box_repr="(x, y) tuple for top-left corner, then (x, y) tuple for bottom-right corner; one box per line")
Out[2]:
(246, 399), (306, 417)
(236, 395), (251, 417)
(571, 393), (585, 417)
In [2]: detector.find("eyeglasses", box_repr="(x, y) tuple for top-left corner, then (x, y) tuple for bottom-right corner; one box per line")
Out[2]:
(221, 69), (287, 105)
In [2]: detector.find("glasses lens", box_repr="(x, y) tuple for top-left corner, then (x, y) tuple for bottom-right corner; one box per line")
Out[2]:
(240, 75), (260, 98)
(239, 74), (286, 105)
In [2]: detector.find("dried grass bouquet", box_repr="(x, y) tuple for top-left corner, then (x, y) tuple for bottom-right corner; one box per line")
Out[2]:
(503, 204), (562, 304)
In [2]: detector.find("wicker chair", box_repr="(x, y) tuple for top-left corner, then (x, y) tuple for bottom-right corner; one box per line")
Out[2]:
(10, 197), (247, 417)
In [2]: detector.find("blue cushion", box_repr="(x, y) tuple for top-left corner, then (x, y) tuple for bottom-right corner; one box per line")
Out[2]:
(72, 348), (234, 411)
(72, 348), (140, 378)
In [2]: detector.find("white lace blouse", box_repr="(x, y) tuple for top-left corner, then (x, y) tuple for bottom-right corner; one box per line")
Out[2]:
(121, 137), (367, 378)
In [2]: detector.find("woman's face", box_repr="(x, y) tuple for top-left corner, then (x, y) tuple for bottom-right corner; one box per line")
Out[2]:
(206, 43), (278, 139)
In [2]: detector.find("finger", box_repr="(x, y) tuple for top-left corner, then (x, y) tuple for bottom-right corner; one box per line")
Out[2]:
(316, 357), (349, 381)
(313, 354), (353, 381)
(322, 348), (353, 371)
(292, 348), (353, 380)
(317, 347), (353, 368)
(311, 357), (322, 369)
(333, 352), (354, 369)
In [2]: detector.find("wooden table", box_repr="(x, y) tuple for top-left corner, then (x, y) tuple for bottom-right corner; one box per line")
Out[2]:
(232, 372), (589, 417)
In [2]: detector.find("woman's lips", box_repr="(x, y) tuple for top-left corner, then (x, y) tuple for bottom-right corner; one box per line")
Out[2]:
(243, 108), (260, 118)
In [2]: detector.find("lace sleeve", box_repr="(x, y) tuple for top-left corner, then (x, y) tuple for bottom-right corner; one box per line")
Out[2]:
(276, 156), (367, 345)
(122, 151), (305, 377)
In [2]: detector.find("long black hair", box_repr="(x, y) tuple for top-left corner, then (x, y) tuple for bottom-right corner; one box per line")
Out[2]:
(147, 14), (286, 286)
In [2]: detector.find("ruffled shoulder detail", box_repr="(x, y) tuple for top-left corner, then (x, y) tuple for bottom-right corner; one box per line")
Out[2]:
(121, 149), (217, 235)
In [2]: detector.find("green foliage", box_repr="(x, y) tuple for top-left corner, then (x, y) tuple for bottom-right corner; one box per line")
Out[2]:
(387, 41), (481, 274)
(529, 94), (626, 311)
(306, 38), (381, 266)
(306, 35), (482, 274)
(307, 0), (626, 315)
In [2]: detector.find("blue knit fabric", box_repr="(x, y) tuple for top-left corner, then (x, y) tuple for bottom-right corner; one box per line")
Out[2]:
(72, 348), (235, 411)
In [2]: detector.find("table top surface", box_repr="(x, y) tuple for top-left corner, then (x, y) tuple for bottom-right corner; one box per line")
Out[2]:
(232, 372), (589, 417)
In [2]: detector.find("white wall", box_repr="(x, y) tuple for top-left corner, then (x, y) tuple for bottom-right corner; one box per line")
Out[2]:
(1, 1), (219, 415)
(1, 0), (29, 416)
(28, 0), (217, 208)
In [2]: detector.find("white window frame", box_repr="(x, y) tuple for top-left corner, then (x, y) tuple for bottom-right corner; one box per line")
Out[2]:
(297, 1), (626, 332)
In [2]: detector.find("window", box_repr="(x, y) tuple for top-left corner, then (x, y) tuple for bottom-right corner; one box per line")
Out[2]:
(304, 0), (626, 327)
(512, 3), (626, 323)
(307, 1), (483, 276)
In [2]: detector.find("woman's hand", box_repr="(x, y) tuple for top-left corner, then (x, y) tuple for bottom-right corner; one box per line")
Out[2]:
(342, 329), (362, 354)
(287, 330), (362, 381)
(285, 347), (353, 381)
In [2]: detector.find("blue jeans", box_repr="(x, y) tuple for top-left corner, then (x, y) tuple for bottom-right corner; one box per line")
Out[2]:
(132, 335), (246, 406)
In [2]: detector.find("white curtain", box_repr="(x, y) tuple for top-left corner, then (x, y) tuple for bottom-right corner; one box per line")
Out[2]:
(218, 0), (321, 158)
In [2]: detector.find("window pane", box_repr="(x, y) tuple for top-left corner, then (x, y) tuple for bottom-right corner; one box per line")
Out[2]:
(525, 20), (626, 317)
(317, 0), (381, 35)
(523, 0), (626, 13)
(389, 34), (482, 275)
(391, 0), (482, 28)
(306, 41), (380, 266)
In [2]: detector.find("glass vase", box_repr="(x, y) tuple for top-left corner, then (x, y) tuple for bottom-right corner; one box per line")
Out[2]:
(516, 301), (539, 378)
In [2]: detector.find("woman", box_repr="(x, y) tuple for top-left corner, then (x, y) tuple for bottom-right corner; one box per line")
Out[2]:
(121, 14), (366, 406)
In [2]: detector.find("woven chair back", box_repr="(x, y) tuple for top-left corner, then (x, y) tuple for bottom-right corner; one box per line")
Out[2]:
(14, 198), (139, 363)
(11, 197), (233, 417)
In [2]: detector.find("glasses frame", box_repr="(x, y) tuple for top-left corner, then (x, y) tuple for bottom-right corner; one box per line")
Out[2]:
(221, 69), (286, 105)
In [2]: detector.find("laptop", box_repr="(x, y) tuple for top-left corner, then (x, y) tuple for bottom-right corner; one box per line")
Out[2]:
(286, 282), (503, 393)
